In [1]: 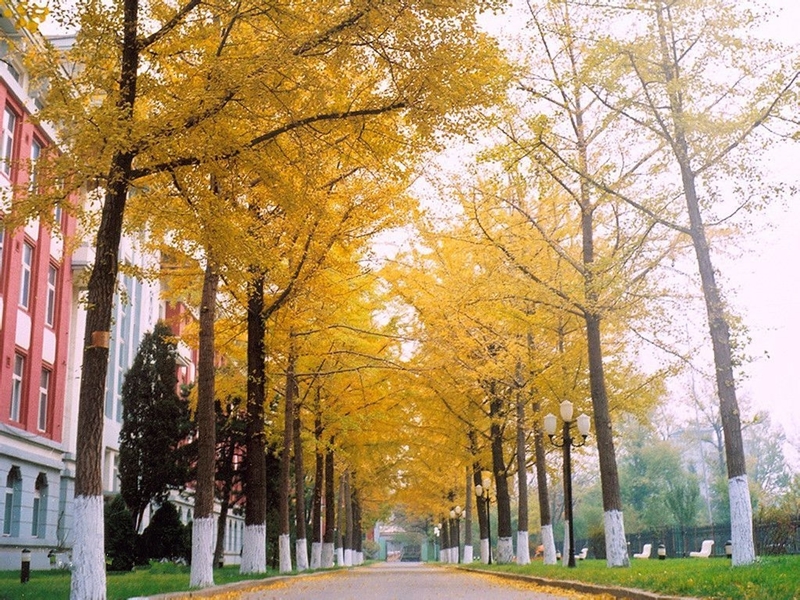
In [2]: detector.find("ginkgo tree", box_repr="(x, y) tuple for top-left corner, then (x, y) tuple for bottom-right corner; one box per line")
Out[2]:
(381, 215), (583, 564)
(579, 0), (800, 566)
(460, 0), (689, 566)
(14, 0), (511, 594)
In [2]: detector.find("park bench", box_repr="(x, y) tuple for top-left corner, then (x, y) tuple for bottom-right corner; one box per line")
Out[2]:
(633, 543), (652, 559)
(689, 539), (714, 558)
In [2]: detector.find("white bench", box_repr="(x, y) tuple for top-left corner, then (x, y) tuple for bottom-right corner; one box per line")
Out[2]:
(689, 539), (714, 558)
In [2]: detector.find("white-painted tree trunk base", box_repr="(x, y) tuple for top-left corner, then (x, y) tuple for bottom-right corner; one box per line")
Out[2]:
(516, 531), (531, 565)
(295, 538), (309, 571)
(310, 542), (322, 569)
(343, 548), (353, 566)
(729, 475), (756, 565)
(322, 543), (335, 568)
(480, 538), (489, 564)
(562, 520), (571, 567)
(541, 524), (557, 565)
(497, 537), (513, 563)
(279, 533), (293, 573)
(190, 517), (216, 588)
(240, 524), (267, 574)
(336, 547), (344, 566)
(451, 546), (459, 563)
(70, 495), (106, 600)
(604, 510), (630, 567)
(463, 545), (473, 563)
(356, 551), (364, 565)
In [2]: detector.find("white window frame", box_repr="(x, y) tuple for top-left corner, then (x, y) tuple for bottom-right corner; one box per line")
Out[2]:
(38, 368), (50, 431)
(19, 241), (33, 309)
(1, 107), (16, 177)
(45, 264), (57, 327)
(29, 138), (41, 192)
(10, 353), (24, 422)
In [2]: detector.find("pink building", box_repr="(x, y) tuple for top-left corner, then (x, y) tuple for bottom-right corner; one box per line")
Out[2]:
(0, 37), (78, 568)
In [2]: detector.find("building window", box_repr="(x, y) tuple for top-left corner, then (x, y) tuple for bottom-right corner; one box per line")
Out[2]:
(112, 453), (120, 493)
(38, 369), (51, 431)
(32, 473), (48, 538)
(1, 107), (16, 177)
(45, 264), (57, 327)
(10, 353), (24, 422)
(29, 139), (41, 192)
(3, 467), (21, 537)
(19, 241), (33, 309)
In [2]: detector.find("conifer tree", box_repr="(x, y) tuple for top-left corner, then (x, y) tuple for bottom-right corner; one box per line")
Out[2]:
(118, 321), (191, 532)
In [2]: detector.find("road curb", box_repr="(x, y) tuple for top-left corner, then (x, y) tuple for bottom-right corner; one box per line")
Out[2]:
(456, 566), (702, 600)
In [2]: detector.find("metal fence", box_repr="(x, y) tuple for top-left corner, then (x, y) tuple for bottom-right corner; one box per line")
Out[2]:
(579, 518), (800, 559)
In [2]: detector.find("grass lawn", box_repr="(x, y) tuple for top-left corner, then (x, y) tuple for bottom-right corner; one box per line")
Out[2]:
(0, 562), (287, 600)
(463, 555), (800, 600)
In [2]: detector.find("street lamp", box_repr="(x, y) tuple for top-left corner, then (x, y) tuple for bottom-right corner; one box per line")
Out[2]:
(474, 470), (493, 565)
(544, 400), (591, 568)
(450, 505), (463, 563)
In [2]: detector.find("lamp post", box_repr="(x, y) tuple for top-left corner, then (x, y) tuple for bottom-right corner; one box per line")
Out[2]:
(433, 525), (440, 563)
(475, 471), (493, 565)
(450, 505), (463, 563)
(544, 400), (591, 568)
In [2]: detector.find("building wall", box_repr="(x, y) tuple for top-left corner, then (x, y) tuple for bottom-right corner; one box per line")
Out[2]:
(0, 37), (78, 569)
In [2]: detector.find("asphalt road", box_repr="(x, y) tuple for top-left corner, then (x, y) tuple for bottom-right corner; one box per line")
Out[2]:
(233, 562), (588, 600)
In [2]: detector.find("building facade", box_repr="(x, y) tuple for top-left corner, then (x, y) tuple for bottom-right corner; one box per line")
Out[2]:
(0, 18), (77, 569)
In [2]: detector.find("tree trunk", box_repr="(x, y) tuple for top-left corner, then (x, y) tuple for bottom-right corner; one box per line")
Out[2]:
(652, 2), (754, 565)
(586, 312), (628, 567)
(352, 478), (362, 565)
(516, 390), (530, 565)
(441, 516), (450, 563)
(213, 494), (230, 569)
(213, 432), (238, 569)
(336, 474), (345, 566)
(310, 407), (324, 569)
(490, 386), (513, 563)
(574, 73), (628, 563)
(470, 427), (489, 564)
(71, 1), (140, 598)
(190, 260), (219, 586)
(241, 273), (267, 574)
(278, 346), (297, 573)
(343, 471), (354, 566)
(323, 439), (336, 567)
(533, 401), (556, 564)
(463, 466), (473, 563)
(294, 399), (308, 571)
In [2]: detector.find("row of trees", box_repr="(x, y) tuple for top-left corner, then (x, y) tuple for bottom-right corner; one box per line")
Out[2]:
(115, 320), (378, 571)
(375, 0), (799, 569)
(2, 0), (797, 596)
